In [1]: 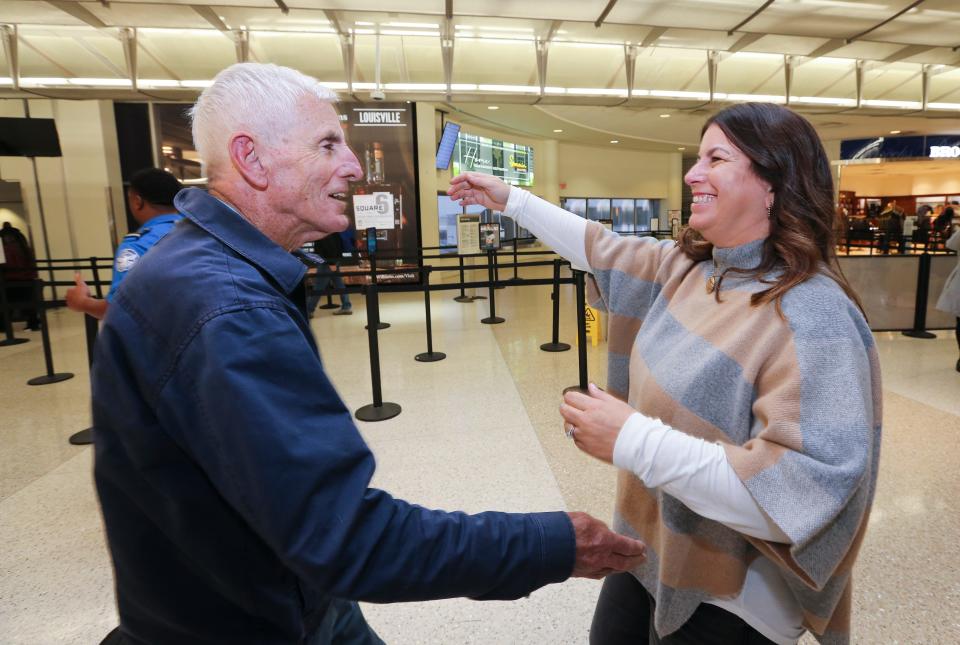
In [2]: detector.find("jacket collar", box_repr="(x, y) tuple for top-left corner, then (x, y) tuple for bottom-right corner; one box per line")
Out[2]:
(174, 188), (306, 294)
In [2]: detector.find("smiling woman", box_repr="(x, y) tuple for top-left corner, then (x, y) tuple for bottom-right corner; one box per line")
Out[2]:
(448, 102), (881, 645)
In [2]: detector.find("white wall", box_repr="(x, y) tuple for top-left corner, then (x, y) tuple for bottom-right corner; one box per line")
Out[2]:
(558, 142), (682, 210)
(839, 168), (960, 197)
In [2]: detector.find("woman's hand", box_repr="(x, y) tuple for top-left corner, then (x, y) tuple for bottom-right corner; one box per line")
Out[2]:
(448, 172), (510, 212)
(560, 383), (636, 464)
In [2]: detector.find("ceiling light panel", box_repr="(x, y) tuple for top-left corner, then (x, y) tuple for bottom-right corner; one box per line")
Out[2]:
(928, 68), (960, 105)
(398, 36), (445, 84)
(453, 39), (537, 86)
(862, 63), (924, 103)
(716, 55), (786, 95)
(137, 29), (235, 80)
(250, 32), (344, 82)
(84, 2), (205, 30)
(546, 42), (627, 89)
(218, 6), (332, 32)
(635, 48), (709, 94)
(790, 59), (857, 99)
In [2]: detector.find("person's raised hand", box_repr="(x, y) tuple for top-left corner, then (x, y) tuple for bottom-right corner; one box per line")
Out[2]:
(447, 171), (510, 212)
(64, 272), (91, 313)
(560, 383), (636, 464)
(567, 511), (646, 579)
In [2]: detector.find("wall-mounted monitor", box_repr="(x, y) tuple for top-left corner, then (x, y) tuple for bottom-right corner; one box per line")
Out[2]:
(0, 118), (61, 157)
(436, 121), (461, 170)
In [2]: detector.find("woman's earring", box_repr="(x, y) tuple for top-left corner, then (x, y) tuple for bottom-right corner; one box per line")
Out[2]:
(767, 203), (773, 219)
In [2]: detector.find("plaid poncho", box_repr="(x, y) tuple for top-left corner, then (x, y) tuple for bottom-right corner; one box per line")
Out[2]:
(585, 224), (881, 644)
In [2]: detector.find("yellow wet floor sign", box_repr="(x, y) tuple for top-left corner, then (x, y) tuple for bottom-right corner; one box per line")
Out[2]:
(583, 305), (602, 346)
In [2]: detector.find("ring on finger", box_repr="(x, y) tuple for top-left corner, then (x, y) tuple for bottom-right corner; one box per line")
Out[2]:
(565, 424), (577, 439)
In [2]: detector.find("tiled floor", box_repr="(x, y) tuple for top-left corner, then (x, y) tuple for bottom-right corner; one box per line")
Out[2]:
(1, 266), (958, 644)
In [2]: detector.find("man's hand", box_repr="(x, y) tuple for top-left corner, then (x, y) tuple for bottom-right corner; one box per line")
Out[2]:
(65, 272), (92, 312)
(568, 512), (646, 579)
(64, 272), (108, 320)
(561, 383), (636, 464)
(447, 172), (510, 212)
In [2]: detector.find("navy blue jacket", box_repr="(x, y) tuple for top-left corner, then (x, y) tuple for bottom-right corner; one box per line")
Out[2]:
(92, 189), (575, 644)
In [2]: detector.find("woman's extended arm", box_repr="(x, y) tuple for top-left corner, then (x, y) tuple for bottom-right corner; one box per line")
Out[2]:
(449, 172), (589, 270)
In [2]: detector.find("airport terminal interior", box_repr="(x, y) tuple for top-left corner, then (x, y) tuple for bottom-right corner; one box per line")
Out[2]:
(2, 0), (960, 643)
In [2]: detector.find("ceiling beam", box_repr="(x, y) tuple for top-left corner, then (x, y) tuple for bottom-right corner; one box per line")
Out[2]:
(640, 26), (667, 49)
(1, 25), (18, 90)
(120, 27), (137, 90)
(46, 0), (108, 29)
(544, 20), (563, 42)
(274, 0), (290, 16)
(845, 0), (925, 43)
(624, 44), (638, 98)
(882, 43), (935, 64)
(806, 38), (845, 60)
(727, 0), (775, 36)
(323, 9), (345, 36)
(190, 5), (229, 32)
(445, 0), (453, 21)
(707, 50), (719, 101)
(535, 38), (550, 96)
(594, 0), (620, 29)
(726, 32), (763, 54)
(441, 17), (454, 101)
(234, 28), (249, 63)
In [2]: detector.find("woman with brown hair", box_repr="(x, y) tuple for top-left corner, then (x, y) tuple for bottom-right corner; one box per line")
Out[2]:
(449, 102), (880, 645)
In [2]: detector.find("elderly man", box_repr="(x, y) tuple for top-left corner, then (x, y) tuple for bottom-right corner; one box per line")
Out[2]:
(91, 63), (645, 644)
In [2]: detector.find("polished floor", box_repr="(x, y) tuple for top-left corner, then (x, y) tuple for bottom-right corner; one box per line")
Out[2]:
(1, 265), (959, 644)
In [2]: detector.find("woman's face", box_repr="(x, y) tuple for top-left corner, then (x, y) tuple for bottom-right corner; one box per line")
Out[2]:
(684, 124), (773, 248)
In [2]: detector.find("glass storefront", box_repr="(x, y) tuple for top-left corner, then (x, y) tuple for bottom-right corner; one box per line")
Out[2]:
(562, 196), (662, 232)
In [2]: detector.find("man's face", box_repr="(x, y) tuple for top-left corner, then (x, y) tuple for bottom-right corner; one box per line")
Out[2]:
(265, 96), (363, 242)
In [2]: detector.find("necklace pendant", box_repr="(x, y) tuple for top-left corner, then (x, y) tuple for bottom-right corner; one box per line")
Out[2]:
(706, 275), (716, 294)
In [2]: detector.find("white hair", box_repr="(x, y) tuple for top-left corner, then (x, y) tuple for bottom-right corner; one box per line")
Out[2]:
(190, 63), (338, 175)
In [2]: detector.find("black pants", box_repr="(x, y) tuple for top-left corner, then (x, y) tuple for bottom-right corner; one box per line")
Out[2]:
(590, 573), (778, 645)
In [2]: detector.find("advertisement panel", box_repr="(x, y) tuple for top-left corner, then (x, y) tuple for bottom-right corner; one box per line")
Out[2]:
(341, 103), (420, 283)
(451, 132), (534, 186)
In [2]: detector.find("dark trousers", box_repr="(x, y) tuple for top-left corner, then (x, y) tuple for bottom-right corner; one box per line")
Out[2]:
(99, 600), (384, 645)
(590, 573), (778, 645)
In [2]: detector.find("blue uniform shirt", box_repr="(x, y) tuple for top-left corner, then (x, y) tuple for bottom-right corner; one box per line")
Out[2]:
(91, 188), (575, 644)
(106, 213), (183, 302)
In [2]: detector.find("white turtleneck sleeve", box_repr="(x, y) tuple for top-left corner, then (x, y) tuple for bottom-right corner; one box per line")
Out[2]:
(503, 186), (590, 271)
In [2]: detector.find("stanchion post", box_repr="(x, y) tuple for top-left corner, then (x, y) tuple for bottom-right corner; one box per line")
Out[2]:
(0, 268), (30, 347)
(454, 254), (473, 303)
(364, 252), (390, 330)
(493, 249), (505, 289)
(415, 265), (446, 362)
(902, 251), (937, 339)
(541, 259), (571, 352)
(511, 239), (520, 282)
(564, 269), (589, 394)
(355, 282), (401, 422)
(27, 278), (74, 386)
(90, 256), (104, 298)
(68, 312), (100, 445)
(481, 250), (505, 324)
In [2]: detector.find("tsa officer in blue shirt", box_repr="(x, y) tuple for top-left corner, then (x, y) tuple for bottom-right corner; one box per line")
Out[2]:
(65, 168), (183, 319)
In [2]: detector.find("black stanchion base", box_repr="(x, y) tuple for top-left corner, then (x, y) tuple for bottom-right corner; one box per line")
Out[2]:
(69, 428), (94, 445)
(472, 295), (488, 300)
(0, 337), (30, 346)
(318, 303), (340, 310)
(902, 330), (937, 339)
(453, 295), (473, 303)
(364, 322), (391, 330)
(481, 316), (505, 324)
(495, 285), (506, 290)
(540, 342), (571, 352)
(27, 372), (74, 386)
(355, 402), (402, 422)
(415, 351), (446, 362)
(563, 385), (589, 395)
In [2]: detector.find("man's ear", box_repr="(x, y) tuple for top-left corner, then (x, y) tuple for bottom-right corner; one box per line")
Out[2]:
(228, 133), (269, 191)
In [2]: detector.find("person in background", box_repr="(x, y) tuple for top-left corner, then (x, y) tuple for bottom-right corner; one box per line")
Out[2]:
(305, 230), (352, 316)
(451, 102), (880, 645)
(0, 221), (40, 330)
(935, 225), (960, 372)
(879, 200), (904, 255)
(91, 63), (646, 645)
(65, 168), (183, 320)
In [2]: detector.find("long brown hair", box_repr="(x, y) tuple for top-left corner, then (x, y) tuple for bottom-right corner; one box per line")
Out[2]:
(678, 102), (864, 315)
